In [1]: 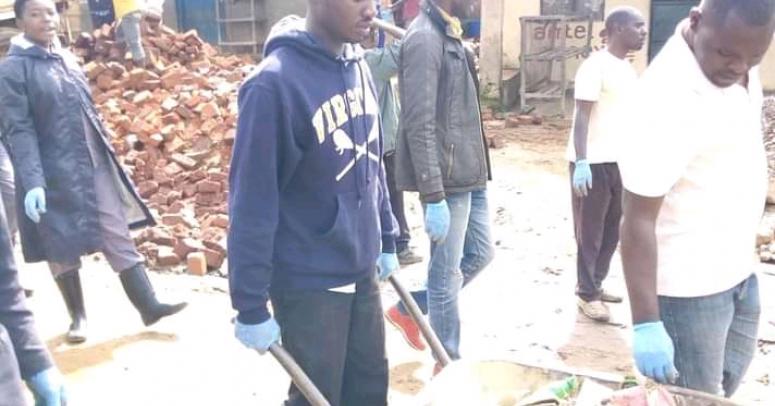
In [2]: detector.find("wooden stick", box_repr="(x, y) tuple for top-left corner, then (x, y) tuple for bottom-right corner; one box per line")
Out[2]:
(269, 344), (331, 406)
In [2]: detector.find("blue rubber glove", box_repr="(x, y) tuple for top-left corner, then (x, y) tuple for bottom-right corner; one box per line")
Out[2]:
(633, 321), (679, 384)
(24, 187), (46, 223)
(26, 367), (67, 406)
(376, 252), (399, 281)
(572, 160), (593, 197)
(424, 201), (450, 243)
(235, 317), (281, 355)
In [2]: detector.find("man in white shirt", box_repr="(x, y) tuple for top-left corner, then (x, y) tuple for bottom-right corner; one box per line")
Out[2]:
(619, 0), (775, 396)
(568, 7), (646, 322)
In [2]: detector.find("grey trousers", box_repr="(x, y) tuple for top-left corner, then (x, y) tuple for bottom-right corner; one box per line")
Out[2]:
(48, 120), (144, 277)
(0, 143), (17, 239)
(0, 324), (25, 406)
(570, 162), (622, 302)
(116, 11), (146, 63)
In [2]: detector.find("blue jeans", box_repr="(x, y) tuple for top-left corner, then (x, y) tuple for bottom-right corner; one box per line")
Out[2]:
(398, 190), (494, 360)
(659, 274), (760, 397)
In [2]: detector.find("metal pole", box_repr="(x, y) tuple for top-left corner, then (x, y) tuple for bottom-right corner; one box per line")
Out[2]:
(388, 275), (453, 367)
(269, 344), (331, 406)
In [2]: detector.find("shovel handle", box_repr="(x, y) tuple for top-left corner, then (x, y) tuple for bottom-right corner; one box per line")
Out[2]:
(269, 343), (331, 406)
(371, 18), (406, 39)
(388, 275), (453, 367)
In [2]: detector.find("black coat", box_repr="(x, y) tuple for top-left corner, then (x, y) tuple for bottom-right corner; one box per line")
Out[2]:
(0, 36), (154, 264)
(0, 207), (52, 381)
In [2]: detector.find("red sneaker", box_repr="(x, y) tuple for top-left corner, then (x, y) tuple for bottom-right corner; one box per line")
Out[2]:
(433, 362), (443, 377)
(385, 305), (427, 351)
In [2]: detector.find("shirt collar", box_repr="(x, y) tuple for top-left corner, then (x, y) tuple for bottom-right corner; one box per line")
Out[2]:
(424, 1), (464, 40)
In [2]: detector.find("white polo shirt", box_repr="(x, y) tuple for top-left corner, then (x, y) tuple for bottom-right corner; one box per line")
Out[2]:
(619, 24), (767, 298)
(566, 49), (638, 163)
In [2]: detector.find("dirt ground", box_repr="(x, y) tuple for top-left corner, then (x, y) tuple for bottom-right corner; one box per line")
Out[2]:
(14, 120), (775, 405)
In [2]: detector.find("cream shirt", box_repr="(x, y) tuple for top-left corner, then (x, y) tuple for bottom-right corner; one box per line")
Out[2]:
(566, 49), (638, 163)
(619, 24), (766, 297)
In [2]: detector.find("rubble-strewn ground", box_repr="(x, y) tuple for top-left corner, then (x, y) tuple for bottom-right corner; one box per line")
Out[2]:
(16, 119), (774, 405)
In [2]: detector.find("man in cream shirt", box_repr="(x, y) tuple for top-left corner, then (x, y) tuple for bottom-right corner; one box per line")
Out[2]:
(568, 7), (647, 322)
(619, 0), (774, 397)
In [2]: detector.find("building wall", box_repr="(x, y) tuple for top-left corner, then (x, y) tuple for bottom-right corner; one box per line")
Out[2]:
(481, 0), (775, 98)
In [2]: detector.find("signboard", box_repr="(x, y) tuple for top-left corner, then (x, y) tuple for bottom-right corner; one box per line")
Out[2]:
(541, 0), (605, 20)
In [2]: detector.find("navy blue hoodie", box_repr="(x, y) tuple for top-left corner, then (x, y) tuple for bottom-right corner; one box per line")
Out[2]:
(228, 17), (398, 324)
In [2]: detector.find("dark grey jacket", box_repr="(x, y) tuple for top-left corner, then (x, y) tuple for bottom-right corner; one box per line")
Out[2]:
(0, 208), (52, 384)
(0, 36), (154, 264)
(396, 1), (491, 203)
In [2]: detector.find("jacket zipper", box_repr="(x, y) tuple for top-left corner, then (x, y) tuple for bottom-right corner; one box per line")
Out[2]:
(447, 144), (455, 179)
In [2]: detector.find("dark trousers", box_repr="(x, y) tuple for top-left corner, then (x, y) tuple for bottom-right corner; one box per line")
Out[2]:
(384, 153), (411, 252)
(270, 274), (388, 406)
(0, 324), (25, 406)
(570, 162), (622, 302)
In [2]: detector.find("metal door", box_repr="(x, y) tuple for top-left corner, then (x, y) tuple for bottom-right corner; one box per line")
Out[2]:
(649, 0), (700, 61)
(176, 0), (218, 44)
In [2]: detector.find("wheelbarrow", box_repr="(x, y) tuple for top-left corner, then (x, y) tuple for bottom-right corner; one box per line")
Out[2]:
(267, 274), (743, 406)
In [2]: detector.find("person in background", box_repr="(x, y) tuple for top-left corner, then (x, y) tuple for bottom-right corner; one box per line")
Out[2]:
(619, 0), (774, 396)
(112, 0), (147, 66)
(227, 0), (399, 403)
(389, 0), (494, 368)
(567, 7), (647, 322)
(363, 8), (423, 267)
(0, 0), (186, 345)
(1, 182), (67, 405)
(86, 0), (115, 29)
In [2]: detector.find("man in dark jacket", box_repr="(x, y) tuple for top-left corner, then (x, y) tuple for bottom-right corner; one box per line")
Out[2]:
(386, 0), (494, 364)
(228, 1), (399, 404)
(1, 203), (67, 405)
(0, 0), (186, 345)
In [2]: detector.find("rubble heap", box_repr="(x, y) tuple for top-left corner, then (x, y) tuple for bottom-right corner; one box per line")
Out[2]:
(73, 23), (256, 274)
(757, 97), (775, 262)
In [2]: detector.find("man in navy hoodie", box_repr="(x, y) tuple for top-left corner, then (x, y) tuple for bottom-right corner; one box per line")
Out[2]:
(227, 0), (399, 404)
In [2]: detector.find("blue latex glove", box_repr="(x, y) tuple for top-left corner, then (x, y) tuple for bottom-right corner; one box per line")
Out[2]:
(235, 317), (281, 355)
(376, 252), (399, 281)
(424, 201), (450, 243)
(572, 160), (593, 197)
(633, 321), (679, 384)
(26, 367), (67, 406)
(24, 187), (46, 223)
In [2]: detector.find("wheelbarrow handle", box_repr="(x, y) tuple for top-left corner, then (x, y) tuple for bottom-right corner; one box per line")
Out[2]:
(269, 343), (331, 406)
(388, 275), (453, 367)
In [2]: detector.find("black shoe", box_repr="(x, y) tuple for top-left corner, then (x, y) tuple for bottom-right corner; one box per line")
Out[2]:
(119, 263), (187, 326)
(397, 247), (423, 266)
(23, 289), (33, 298)
(55, 270), (88, 344)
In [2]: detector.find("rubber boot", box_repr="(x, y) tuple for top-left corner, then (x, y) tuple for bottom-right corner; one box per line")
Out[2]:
(119, 263), (187, 326)
(55, 270), (87, 344)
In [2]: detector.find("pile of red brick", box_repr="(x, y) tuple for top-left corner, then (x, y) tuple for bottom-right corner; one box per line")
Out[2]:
(757, 97), (775, 262)
(73, 22), (256, 274)
(764, 97), (775, 178)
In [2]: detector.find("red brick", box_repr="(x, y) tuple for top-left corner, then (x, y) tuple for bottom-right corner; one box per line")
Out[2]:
(203, 248), (224, 269)
(157, 247), (181, 267)
(186, 252), (208, 276)
(163, 162), (184, 177)
(137, 181), (159, 198)
(210, 214), (229, 229)
(199, 102), (221, 120)
(170, 153), (198, 170)
(174, 237), (205, 259)
(148, 227), (176, 246)
(197, 180), (221, 194)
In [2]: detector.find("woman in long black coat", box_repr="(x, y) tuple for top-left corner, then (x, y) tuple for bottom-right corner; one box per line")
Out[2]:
(0, 0), (186, 343)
